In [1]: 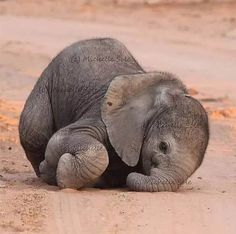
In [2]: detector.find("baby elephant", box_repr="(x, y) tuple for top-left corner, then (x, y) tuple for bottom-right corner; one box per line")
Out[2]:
(19, 38), (209, 192)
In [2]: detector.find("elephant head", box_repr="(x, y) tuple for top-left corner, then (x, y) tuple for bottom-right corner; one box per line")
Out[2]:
(102, 72), (209, 192)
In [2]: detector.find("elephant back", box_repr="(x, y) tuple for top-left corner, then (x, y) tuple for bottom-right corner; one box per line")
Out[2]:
(43, 38), (144, 130)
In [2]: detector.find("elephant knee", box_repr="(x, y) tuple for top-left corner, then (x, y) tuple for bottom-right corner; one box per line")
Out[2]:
(45, 131), (68, 167)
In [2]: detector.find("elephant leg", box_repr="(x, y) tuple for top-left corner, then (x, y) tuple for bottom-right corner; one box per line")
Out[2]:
(19, 88), (54, 176)
(39, 128), (109, 189)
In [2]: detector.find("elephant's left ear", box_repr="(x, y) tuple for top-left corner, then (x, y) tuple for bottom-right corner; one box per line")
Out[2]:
(101, 72), (186, 167)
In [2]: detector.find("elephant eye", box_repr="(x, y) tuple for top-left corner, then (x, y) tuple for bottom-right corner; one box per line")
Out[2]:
(159, 141), (168, 154)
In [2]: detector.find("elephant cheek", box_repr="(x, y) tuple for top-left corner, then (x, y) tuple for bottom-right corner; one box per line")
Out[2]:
(141, 152), (157, 176)
(142, 159), (152, 176)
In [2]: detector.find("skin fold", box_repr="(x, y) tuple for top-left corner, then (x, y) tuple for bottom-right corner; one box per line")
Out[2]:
(19, 38), (209, 192)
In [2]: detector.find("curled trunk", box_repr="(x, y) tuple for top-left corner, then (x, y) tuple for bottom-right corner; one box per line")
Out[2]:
(126, 162), (195, 192)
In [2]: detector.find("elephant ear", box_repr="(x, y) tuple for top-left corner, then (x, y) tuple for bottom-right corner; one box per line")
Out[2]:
(101, 72), (187, 167)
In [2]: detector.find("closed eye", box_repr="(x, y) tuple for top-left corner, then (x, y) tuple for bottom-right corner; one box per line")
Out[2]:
(159, 141), (169, 154)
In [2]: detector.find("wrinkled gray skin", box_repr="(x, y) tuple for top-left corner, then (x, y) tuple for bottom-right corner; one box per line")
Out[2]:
(19, 38), (209, 192)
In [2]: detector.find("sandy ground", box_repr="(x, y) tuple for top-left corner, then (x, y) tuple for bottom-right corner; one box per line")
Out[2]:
(0, 1), (236, 233)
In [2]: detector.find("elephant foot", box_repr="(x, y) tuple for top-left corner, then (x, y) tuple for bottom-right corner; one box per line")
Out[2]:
(56, 142), (109, 189)
(39, 160), (57, 185)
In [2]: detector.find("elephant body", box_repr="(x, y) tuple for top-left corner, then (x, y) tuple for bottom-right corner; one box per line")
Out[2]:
(19, 38), (209, 191)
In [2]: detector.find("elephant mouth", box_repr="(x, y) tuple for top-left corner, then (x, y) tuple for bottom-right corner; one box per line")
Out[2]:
(142, 152), (170, 176)
(150, 153), (171, 170)
(151, 154), (160, 168)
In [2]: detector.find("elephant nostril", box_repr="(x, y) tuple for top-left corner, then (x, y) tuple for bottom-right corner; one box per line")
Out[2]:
(107, 102), (113, 106)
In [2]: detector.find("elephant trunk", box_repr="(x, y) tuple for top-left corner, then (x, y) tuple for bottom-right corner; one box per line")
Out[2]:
(126, 160), (196, 192)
